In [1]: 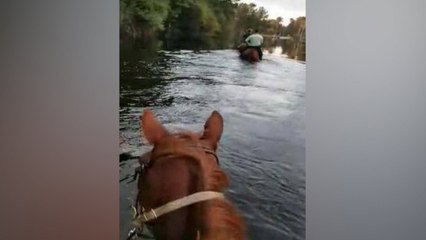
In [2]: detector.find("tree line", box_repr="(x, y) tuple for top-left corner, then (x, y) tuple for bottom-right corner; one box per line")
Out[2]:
(120, 0), (305, 60)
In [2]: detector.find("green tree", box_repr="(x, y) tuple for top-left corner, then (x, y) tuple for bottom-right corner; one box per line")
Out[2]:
(119, 0), (304, 59)
(120, 0), (169, 40)
(281, 17), (306, 60)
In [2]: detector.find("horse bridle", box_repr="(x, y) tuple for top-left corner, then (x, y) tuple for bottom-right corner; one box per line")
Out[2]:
(134, 145), (220, 180)
(127, 145), (222, 240)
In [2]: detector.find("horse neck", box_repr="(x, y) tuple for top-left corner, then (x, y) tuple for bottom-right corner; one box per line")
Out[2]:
(165, 159), (245, 240)
(196, 168), (246, 240)
(198, 199), (246, 240)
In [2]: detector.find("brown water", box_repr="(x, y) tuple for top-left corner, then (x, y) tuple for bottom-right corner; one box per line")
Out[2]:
(120, 46), (305, 240)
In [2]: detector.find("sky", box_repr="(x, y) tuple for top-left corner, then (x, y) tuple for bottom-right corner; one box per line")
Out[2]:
(239, 0), (306, 25)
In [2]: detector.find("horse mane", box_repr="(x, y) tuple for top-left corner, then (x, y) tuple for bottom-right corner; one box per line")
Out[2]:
(173, 132), (246, 240)
(186, 155), (246, 240)
(202, 198), (246, 240)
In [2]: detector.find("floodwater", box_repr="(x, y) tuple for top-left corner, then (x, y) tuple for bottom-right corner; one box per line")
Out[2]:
(120, 46), (305, 240)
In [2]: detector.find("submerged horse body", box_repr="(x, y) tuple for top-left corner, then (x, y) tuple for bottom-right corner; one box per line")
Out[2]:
(133, 109), (246, 240)
(237, 44), (260, 63)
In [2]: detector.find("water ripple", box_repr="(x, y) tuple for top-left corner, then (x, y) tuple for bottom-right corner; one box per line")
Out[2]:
(120, 49), (305, 240)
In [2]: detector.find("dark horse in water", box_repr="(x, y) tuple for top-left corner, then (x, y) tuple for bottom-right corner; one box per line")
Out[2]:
(130, 109), (246, 240)
(237, 44), (260, 63)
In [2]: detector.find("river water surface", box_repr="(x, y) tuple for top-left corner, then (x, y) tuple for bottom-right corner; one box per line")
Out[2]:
(120, 47), (305, 240)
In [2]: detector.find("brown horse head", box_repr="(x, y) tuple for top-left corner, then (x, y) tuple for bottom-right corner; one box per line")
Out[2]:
(134, 109), (246, 240)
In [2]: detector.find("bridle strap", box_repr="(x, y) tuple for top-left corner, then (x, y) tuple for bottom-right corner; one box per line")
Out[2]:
(190, 145), (220, 165)
(137, 191), (225, 223)
(150, 145), (220, 166)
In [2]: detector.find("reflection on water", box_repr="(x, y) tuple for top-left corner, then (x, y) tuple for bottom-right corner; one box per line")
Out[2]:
(120, 45), (305, 240)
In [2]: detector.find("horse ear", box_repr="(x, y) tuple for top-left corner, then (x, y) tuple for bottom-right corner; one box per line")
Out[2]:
(140, 109), (168, 144)
(201, 111), (224, 146)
